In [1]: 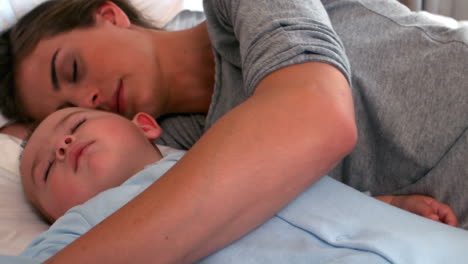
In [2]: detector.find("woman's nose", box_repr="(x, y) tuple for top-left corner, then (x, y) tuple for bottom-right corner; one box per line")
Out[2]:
(71, 88), (101, 109)
(56, 135), (75, 160)
(84, 89), (101, 108)
(65, 88), (102, 109)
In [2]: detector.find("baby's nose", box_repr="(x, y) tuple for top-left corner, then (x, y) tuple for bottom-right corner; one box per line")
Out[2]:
(56, 135), (74, 160)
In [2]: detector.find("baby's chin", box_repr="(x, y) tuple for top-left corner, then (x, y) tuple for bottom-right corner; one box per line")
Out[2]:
(37, 203), (59, 224)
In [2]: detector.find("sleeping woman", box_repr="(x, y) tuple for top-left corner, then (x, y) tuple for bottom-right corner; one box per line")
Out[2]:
(0, 0), (466, 263)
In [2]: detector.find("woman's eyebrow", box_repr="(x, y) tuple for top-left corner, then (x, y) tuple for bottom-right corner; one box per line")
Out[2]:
(51, 49), (61, 91)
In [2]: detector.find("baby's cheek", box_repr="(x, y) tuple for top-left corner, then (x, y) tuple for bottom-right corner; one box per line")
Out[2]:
(49, 177), (90, 214)
(87, 151), (127, 190)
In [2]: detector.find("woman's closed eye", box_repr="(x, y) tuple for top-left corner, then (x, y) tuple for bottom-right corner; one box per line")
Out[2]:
(72, 59), (78, 82)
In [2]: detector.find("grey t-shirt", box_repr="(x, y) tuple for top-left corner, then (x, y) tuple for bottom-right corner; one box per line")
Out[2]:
(157, 0), (350, 147)
(202, 0), (350, 129)
(324, 0), (468, 228)
(157, 0), (468, 227)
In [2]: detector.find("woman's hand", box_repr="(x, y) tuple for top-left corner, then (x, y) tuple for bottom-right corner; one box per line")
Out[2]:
(375, 195), (458, 227)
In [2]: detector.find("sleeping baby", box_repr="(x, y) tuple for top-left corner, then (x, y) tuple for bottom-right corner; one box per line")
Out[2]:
(16, 107), (458, 263)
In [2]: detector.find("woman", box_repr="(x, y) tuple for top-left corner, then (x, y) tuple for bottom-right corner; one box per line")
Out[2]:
(0, 0), (466, 262)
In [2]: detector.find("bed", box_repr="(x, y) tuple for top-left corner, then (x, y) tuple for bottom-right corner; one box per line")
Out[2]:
(1, 0), (468, 262)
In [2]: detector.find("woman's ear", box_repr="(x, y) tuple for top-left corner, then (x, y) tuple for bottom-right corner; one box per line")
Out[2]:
(94, 1), (131, 28)
(132, 113), (163, 141)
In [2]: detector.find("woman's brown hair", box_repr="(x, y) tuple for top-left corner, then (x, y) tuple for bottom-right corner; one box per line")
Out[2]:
(0, 0), (156, 122)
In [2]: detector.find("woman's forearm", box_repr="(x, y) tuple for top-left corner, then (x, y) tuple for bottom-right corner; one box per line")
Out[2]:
(46, 62), (356, 264)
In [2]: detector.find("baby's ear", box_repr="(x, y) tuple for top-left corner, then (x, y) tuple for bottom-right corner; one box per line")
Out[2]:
(132, 113), (162, 140)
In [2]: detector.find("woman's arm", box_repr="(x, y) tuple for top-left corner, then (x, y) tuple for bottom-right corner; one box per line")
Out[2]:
(45, 61), (356, 264)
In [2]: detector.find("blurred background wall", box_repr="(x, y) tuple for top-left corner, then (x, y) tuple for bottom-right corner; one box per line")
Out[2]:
(399, 0), (468, 20)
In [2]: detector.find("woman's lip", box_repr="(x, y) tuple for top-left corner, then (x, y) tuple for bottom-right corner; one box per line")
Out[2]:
(69, 141), (95, 172)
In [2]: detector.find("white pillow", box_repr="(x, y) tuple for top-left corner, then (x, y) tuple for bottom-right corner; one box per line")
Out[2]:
(0, 134), (49, 255)
(0, 0), (185, 31)
(124, 0), (184, 28)
(0, 0), (204, 33)
(0, 114), (8, 128)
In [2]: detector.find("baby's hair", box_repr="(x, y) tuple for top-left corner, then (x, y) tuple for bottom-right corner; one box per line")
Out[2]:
(0, 0), (158, 122)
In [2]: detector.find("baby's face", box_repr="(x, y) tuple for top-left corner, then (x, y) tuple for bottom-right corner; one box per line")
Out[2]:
(20, 108), (162, 221)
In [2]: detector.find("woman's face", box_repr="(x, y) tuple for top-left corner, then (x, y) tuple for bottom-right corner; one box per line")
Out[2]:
(15, 4), (167, 121)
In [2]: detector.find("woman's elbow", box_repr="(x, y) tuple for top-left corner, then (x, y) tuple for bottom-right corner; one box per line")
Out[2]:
(326, 91), (358, 161)
(337, 113), (358, 158)
(322, 77), (357, 160)
(300, 85), (357, 163)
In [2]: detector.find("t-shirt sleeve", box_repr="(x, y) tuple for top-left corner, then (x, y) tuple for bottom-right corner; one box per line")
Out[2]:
(204, 0), (351, 95)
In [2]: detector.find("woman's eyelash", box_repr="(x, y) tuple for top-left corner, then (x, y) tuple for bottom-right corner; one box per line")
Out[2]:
(72, 60), (78, 82)
(71, 118), (87, 133)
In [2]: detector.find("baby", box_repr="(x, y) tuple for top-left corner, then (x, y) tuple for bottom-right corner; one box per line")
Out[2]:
(20, 107), (165, 222)
(18, 107), (458, 263)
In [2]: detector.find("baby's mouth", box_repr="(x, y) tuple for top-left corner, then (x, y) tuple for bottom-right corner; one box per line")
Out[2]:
(69, 141), (95, 172)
